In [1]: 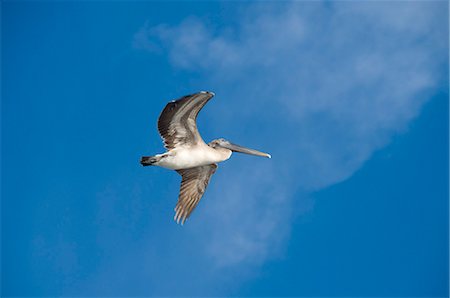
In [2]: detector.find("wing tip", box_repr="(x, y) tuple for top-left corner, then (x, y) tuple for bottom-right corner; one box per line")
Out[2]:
(200, 90), (215, 96)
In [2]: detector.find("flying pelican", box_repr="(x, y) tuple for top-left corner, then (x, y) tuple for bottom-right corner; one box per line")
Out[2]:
(141, 91), (271, 225)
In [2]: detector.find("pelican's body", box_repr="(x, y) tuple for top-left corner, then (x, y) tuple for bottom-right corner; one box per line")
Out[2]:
(141, 91), (270, 224)
(154, 144), (232, 170)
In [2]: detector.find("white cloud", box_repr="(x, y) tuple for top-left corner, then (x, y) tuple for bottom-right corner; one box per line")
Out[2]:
(131, 0), (447, 292)
(202, 162), (293, 267)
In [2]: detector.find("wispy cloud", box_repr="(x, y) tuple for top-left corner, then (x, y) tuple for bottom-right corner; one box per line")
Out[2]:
(127, 1), (447, 294)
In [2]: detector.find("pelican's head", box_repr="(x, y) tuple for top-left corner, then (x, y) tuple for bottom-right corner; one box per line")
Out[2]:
(208, 138), (271, 159)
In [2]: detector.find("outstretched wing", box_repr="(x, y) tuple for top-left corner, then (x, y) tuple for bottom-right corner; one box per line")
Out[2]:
(174, 164), (218, 225)
(158, 91), (214, 150)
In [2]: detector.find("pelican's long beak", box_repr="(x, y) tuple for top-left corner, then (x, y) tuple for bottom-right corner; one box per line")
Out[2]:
(221, 142), (271, 158)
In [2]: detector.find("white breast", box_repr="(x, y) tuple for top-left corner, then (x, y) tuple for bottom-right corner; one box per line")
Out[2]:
(156, 145), (231, 170)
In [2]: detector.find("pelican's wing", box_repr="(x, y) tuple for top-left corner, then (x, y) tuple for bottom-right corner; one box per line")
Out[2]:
(174, 164), (218, 225)
(158, 91), (214, 150)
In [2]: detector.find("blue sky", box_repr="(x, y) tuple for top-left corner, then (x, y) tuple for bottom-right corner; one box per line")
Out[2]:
(1, 1), (448, 297)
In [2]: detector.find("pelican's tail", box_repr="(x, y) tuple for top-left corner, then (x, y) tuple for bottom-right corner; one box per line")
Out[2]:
(140, 156), (158, 166)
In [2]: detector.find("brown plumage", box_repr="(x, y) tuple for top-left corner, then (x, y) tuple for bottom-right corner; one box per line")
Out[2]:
(157, 92), (214, 150)
(174, 164), (218, 225)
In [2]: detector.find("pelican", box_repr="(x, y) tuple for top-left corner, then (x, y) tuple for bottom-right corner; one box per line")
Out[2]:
(141, 91), (271, 225)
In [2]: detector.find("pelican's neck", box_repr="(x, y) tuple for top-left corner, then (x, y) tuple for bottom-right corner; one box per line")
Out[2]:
(212, 146), (232, 162)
